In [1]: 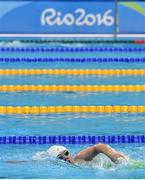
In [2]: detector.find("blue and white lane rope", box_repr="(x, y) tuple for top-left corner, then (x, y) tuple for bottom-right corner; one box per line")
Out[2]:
(0, 47), (145, 52)
(0, 135), (145, 144)
(1, 58), (145, 63)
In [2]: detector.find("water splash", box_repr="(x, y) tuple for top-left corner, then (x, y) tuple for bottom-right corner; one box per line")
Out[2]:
(32, 150), (75, 168)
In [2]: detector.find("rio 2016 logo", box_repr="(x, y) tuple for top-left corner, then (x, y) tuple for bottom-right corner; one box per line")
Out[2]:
(41, 8), (114, 27)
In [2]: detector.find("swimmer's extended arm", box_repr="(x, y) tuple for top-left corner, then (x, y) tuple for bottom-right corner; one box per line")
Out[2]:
(75, 143), (124, 163)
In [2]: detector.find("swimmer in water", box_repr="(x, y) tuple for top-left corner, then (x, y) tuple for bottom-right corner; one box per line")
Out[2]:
(47, 143), (125, 164)
(6, 143), (125, 165)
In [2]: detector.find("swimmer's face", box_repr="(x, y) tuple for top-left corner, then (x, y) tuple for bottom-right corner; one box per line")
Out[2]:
(57, 150), (74, 164)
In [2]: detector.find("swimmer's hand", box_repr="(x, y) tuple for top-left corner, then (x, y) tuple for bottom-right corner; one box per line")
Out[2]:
(112, 152), (125, 162)
(112, 152), (127, 164)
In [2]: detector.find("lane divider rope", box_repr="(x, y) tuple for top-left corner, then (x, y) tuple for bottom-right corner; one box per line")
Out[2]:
(1, 40), (144, 44)
(134, 40), (145, 44)
(0, 135), (145, 144)
(1, 69), (145, 76)
(0, 106), (145, 114)
(18, 40), (145, 44)
(0, 58), (145, 62)
(1, 85), (145, 92)
(1, 47), (145, 52)
(1, 40), (145, 44)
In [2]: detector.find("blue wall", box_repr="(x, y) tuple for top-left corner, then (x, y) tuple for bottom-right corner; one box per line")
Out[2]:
(0, 0), (144, 34)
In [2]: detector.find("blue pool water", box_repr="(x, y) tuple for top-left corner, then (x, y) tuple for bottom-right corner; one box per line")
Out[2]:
(0, 41), (145, 178)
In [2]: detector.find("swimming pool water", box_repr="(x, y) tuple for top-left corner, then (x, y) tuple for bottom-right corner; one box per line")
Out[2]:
(0, 41), (145, 178)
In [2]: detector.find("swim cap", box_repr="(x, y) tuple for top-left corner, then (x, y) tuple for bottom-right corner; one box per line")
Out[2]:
(47, 145), (67, 158)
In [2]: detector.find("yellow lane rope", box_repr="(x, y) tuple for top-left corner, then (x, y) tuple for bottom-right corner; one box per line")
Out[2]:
(0, 85), (145, 92)
(1, 69), (145, 76)
(0, 106), (144, 114)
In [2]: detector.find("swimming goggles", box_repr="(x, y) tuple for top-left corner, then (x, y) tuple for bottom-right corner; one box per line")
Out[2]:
(57, 150), (69, 159)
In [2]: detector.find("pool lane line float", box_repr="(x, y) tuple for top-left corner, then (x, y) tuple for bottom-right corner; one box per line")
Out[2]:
(0, 106), (145, 114)
(0, 135), (145, 144)
(0, 58), (145, 62)
(0, 47), (145, 52)
(1, 40), (145, 44)
(1, 69), (145, 76)
(135, 40), (145, 44)
(1, 85), (145, 92)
